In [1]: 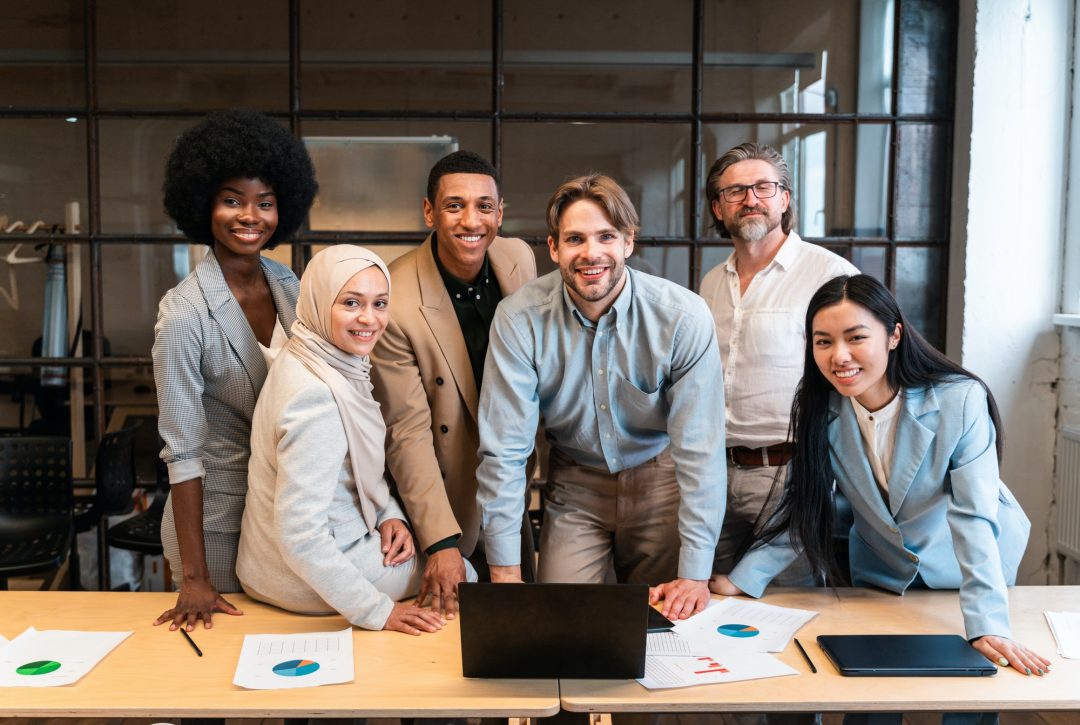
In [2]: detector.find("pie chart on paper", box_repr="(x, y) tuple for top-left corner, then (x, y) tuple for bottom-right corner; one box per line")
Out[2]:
(16, 660), (62, 676)
(717, 623), (760, 638)
(272, 659), (321, 677)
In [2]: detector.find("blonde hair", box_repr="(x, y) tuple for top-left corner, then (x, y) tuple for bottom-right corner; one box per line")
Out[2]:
(546, 174), (639, 242)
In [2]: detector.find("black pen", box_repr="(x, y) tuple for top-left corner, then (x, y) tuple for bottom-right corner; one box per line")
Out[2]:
(179, 627), (204, 657)
(794, 637), (816, 673)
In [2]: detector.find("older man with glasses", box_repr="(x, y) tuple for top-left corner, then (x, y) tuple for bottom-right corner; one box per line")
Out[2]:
(699, 142), (859, 588)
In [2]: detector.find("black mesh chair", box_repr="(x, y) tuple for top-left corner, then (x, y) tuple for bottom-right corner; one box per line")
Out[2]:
(0, 436), (73, 590)
(72, 424), (140, 590)
(106, 446), (166, 588)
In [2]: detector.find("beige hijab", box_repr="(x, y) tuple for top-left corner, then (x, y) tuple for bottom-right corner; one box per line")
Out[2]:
(285, 245), (392, 534)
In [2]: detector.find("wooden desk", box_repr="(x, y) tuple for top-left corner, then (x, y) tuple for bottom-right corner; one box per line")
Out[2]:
(562, 586), (1080, 714)
(0, 591), (560, 719)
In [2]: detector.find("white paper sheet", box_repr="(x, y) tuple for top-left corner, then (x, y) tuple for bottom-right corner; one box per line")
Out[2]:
(638, 650), (798, 689)
(647, 632), (708, 657)
(0, 633), (9, 649)
(232, 628), (354, 690)
(672, 598), (817, 653)
(1044, 610), (1080, 659)
(0, 626), (132, 687)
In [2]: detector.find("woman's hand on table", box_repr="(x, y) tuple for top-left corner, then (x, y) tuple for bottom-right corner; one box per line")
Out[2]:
(708, 574), (745, 596)
(384, 601), (446, 636)
(152, 577), (243, 630)
(972, 634), (1052, 676)
(379, 518), (416, 566)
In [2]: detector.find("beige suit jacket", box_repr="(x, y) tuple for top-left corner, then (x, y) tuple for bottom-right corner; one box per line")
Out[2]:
(371, 233), (537, 554)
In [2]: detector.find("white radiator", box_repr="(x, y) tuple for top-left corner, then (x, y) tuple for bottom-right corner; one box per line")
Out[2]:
(1058, 426), (1080, 568)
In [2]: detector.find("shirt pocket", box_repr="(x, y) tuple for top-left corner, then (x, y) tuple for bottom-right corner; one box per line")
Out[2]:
(743, 309), (804, 371)
(615, 376), (666, 432)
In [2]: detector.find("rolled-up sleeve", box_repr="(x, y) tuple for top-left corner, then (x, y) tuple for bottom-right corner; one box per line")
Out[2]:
(477, 305), (541, 567)
(665, 302), (727, 580)
(153, 292), (208, 484)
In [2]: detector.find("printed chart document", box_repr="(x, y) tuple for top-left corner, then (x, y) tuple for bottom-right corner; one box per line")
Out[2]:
(638, 650), (798, 690)
(1044, 611), (1080, 659)
(233, 628), (354, 690)
(672, 598), (817, 653)
(0, 627), (132, 687)
(0, 633), (9, 649)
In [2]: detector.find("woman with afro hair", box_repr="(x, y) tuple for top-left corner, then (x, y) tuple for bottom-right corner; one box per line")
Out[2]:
(151, 109), (318, 631)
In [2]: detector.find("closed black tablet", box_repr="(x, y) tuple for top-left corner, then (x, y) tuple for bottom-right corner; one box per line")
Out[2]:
(817, 634), (997, 677)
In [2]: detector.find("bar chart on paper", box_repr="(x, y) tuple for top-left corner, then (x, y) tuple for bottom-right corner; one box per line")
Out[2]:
(233, 628), (354, 690)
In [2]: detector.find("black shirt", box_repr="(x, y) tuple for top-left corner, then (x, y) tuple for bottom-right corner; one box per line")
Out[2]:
(431, 233), (503, 390)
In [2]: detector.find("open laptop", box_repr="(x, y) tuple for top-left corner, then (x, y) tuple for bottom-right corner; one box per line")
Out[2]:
(816, 634), (998, 676)
(459, 582), (648, 678)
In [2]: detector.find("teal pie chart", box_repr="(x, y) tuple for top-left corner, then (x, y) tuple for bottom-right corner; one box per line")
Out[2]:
(273, 659), (321, 677)
(717, 623), (760, 638)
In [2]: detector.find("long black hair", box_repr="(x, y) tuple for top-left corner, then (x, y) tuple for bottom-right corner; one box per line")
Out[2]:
(756, 274), (1004, 581)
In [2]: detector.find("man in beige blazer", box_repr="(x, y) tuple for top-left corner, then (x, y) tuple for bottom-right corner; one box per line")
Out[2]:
(371, 150), (537, 618)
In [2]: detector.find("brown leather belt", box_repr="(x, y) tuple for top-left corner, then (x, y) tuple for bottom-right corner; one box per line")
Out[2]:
(727, 443), (793, 467)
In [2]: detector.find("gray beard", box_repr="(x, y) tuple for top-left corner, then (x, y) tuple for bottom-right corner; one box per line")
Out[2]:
(733, 215), (771, 242)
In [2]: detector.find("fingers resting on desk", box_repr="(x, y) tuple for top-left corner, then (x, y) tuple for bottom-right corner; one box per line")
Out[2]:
(972, 634), (1053, 676)
(649, 578), (710, 620)
(152, 579), (243, 631)
(416, 548), (468, 619)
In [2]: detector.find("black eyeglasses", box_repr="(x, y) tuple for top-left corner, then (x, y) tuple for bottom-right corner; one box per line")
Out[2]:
(716, 181), (786, 203)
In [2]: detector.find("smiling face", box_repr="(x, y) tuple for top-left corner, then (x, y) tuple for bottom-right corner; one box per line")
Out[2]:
(330, 266), (390, 357)
(210, 177), (278, 258)
(548, 199), (634, 322)
(423, 172), (503, 281)
(811, 299), (902, 411)
(711, 159), (789, 245)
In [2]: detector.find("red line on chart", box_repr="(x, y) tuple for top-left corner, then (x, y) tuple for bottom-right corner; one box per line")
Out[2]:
(694, 657), (729, 675)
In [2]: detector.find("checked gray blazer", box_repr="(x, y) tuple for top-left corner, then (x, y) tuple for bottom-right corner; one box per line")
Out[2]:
(153, 249), (298, 592)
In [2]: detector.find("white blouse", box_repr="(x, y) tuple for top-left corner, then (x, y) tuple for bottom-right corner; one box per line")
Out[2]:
(851, 392), (902, 494)
(258, 316), (288, 366)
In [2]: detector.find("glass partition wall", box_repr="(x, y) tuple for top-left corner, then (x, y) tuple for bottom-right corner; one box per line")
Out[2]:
(0, 0), (956, 459)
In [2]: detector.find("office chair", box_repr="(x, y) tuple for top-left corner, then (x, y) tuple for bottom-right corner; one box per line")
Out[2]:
(72, 423), (140, 590)
(0, 436), (73, 590)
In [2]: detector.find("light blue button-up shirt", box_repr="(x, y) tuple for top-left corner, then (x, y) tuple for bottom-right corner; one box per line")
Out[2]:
(477, 268), (727, 580)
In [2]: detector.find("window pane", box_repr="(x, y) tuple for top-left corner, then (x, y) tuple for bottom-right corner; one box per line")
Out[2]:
(894, 123), (948, 241)
(0, 119), (88, 230)
(100, 119), (199, 234)
(851, 245), (888, 283)
(630, 245), (691, 288)
(503, 122), (689, 238)
(701, 123), (890, 238)
(703, 0), (893, 115)
(895, 245), (944, 349)
(503, 1), (692, 113)
(897, 0), (956, 116)
(697, 245), (734, 289)
(301, 120), (492, 233)
(96, 0), (289, 110)
(0, 1), (84, 107)
(301, 0), (492, 112)
(93, 244), (188, 356)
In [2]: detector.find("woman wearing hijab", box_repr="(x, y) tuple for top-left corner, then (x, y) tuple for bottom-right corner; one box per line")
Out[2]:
(238, 245), (451, 634)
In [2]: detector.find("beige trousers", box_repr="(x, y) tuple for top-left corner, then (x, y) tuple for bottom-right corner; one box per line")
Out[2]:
(538, 447), (680, 586)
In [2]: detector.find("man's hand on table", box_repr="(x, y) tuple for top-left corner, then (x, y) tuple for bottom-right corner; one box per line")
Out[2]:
(649, 577), (710, 620)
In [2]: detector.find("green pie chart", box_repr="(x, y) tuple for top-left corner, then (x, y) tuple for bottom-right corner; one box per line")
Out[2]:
(16, 660), (61, 676)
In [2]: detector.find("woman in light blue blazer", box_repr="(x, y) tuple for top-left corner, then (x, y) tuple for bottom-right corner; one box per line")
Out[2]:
(712, 274), (1050, 679)
(151, 110), (317, 631)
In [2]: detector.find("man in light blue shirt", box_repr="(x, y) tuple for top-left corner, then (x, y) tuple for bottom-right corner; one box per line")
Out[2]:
(477, 174), (726, 619)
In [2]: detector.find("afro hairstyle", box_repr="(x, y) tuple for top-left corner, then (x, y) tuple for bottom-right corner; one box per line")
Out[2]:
(163, 109), (318, 248)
